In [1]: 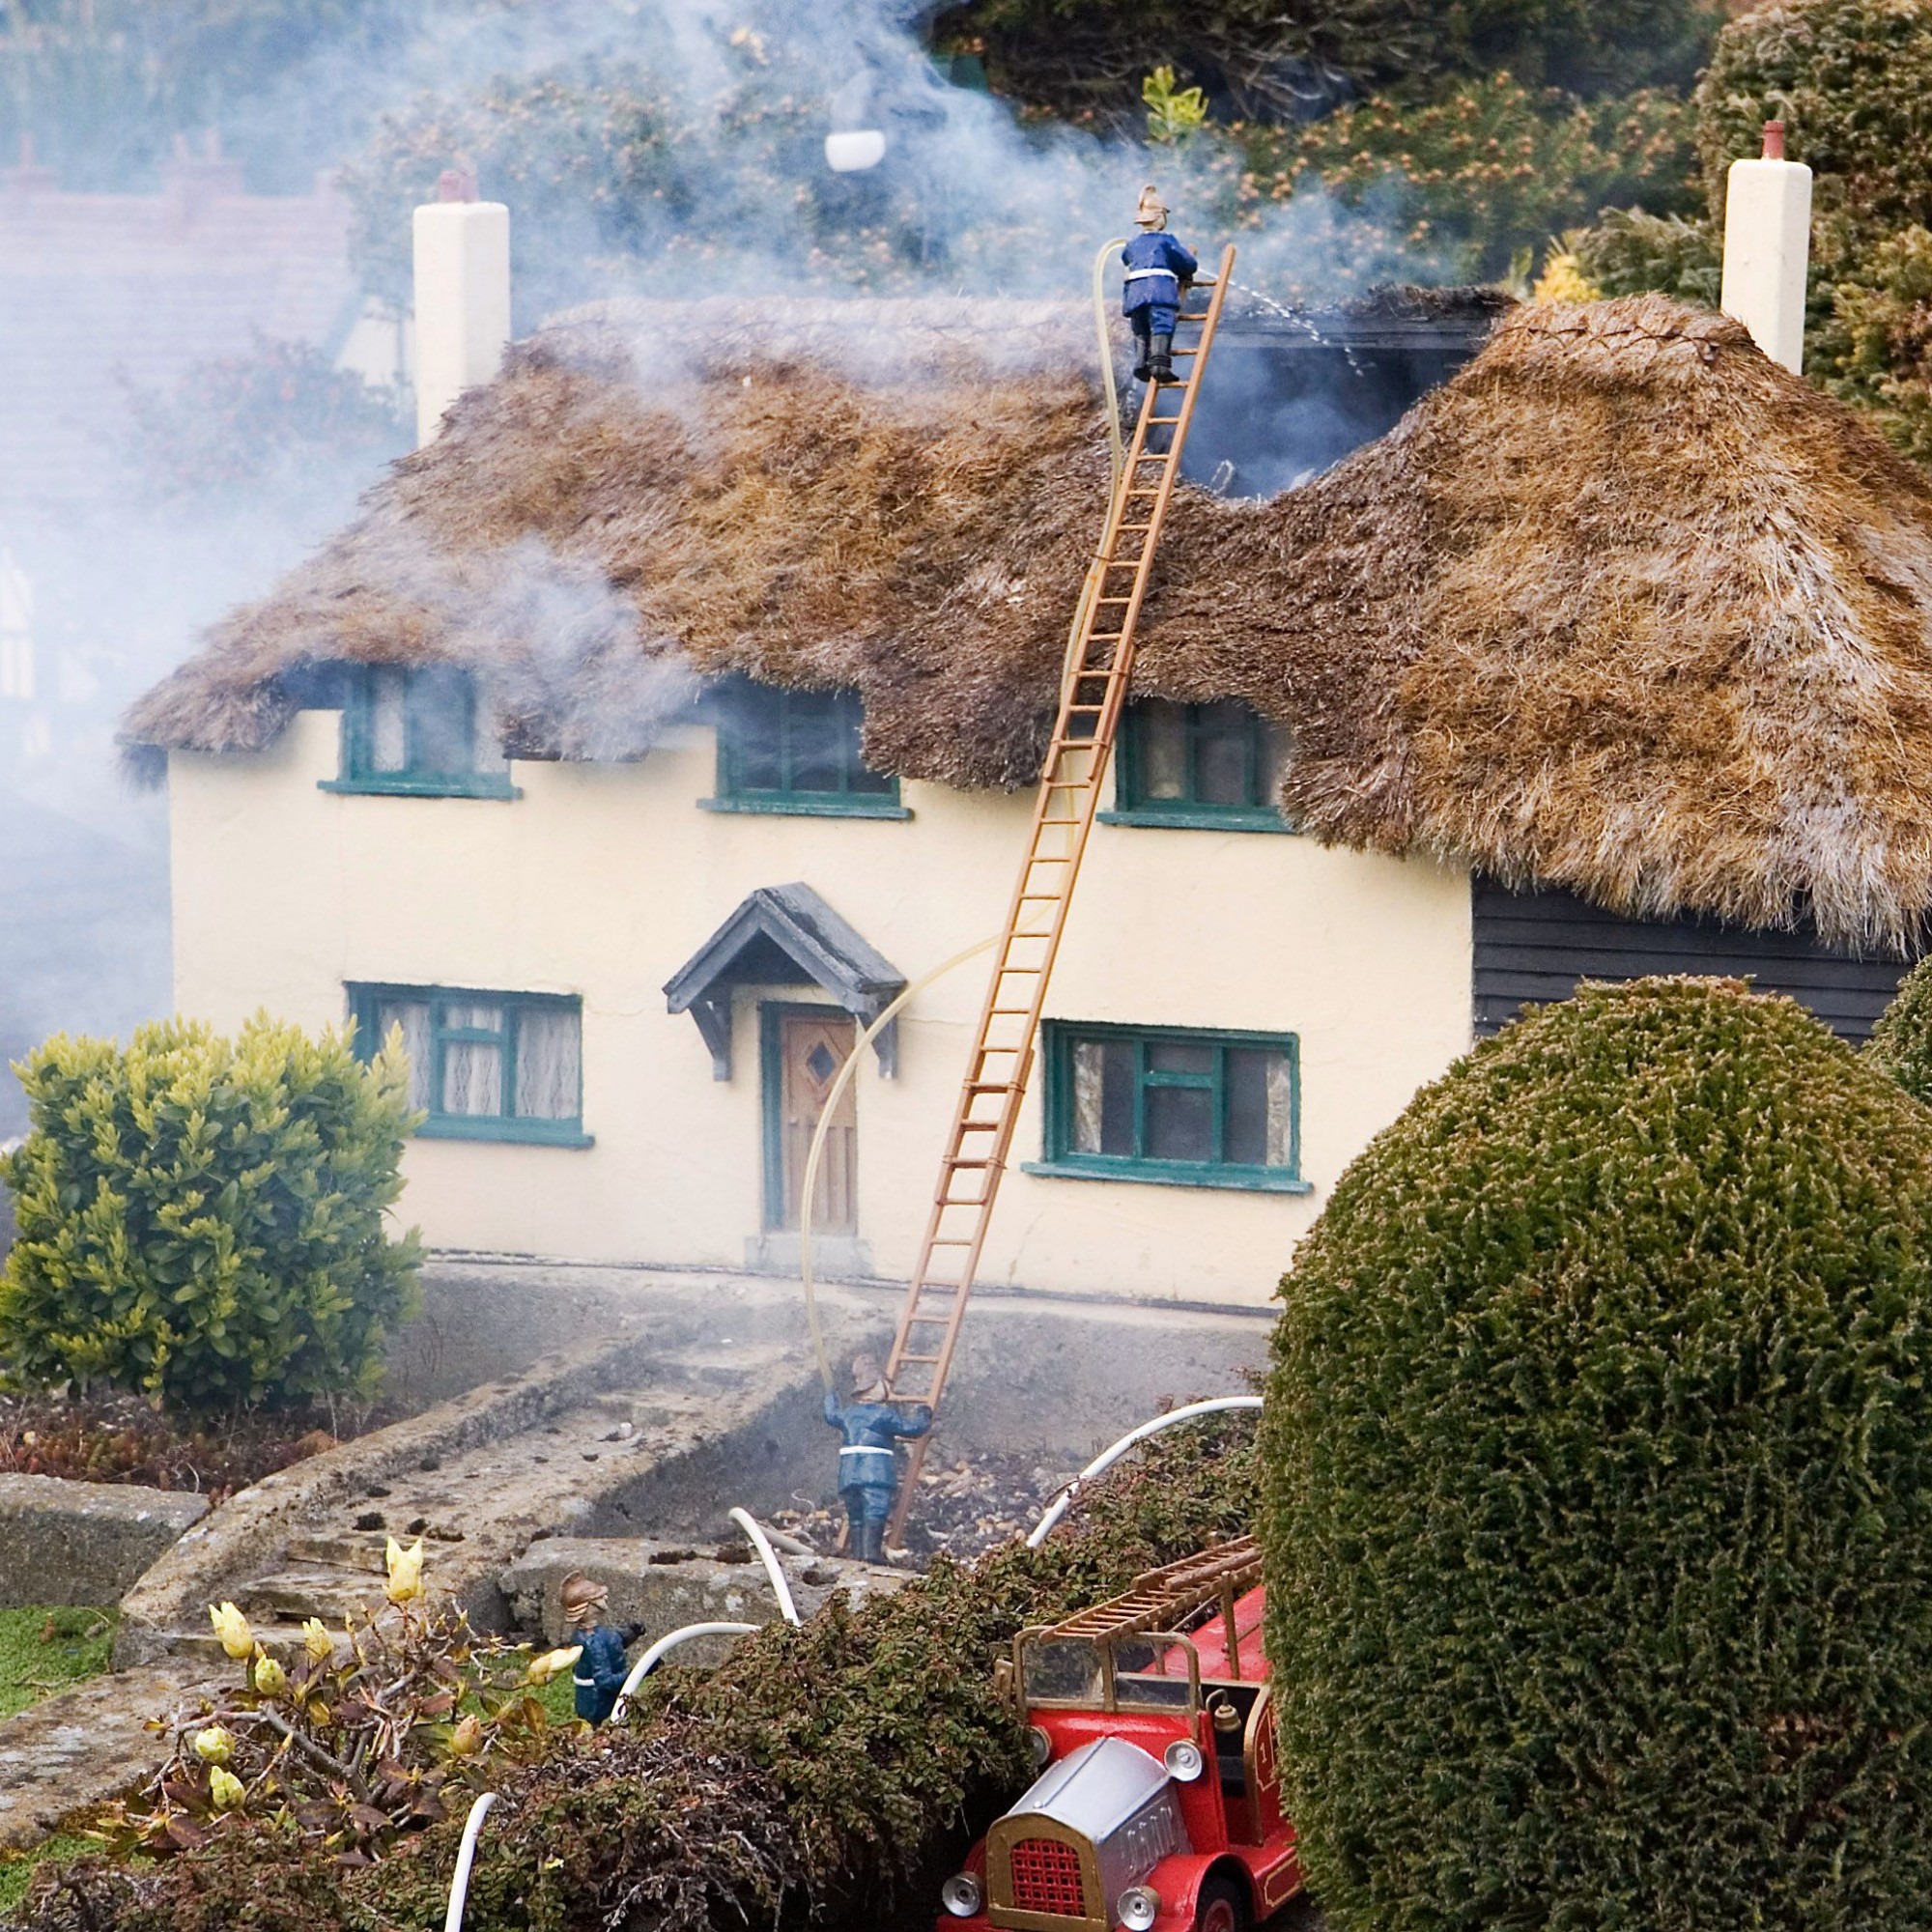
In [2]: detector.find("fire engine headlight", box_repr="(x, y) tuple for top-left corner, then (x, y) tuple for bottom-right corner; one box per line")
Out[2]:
(1117, 1884), (1161, 1931)
(1027, 1724), (1054, 1767)
(1163, 1738), (1206, 1782)
(941, 1872), (984, 1918)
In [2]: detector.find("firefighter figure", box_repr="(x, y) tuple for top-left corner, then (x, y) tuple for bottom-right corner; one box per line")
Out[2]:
(823, 1350), (931, 1564)
(1122, 185), (1198, 386)
(560, 1572), (637, 1724)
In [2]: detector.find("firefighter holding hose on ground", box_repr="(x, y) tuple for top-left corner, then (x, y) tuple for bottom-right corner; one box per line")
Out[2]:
(1122, 185), (1198, 386)
(823, 1350), (931, 1564)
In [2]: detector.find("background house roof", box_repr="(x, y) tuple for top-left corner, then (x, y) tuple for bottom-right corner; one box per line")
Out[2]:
(123, 293), (1932, 952)
(0, 147), (360, 517)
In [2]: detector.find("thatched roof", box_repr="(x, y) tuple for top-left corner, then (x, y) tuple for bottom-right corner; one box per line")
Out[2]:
(125, 293), (1932, 952)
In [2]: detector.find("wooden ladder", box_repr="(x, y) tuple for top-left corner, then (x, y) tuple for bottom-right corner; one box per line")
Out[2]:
(883, 244), (1237, 1545)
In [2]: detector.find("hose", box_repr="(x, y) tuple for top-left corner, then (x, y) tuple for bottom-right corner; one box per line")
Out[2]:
(1092, 236), (1130, 495)
(728, 1506), (802, 1626)
(443, 1791), (499, 1932)
(798, 933), (1000, 1393)
(610, 1621), (758, 1724)
(1025, 1396), (1264, 1548)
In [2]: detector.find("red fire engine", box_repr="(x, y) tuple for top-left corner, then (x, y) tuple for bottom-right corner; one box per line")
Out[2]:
(934, 1536), (1300, 1932)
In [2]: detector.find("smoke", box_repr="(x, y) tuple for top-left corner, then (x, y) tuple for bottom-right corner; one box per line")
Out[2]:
(0, 0), (1454, 1141)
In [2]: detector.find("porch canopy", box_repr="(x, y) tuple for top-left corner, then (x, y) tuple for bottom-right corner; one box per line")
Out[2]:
(663, 882), (906, 1080)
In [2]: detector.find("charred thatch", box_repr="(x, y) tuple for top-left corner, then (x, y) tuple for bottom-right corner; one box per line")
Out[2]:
(124, 294), (1932, 951)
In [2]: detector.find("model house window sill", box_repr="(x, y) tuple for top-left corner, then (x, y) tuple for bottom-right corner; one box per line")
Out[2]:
(1096, 808), (1295, 834)
(320, 776), (521, 801)
(1019, 1158), (1312, 1195)
(412, 1118), (594, 1148)
(697, 795), (911, 820)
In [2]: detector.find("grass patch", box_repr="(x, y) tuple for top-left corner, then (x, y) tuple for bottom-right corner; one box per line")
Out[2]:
(0, 1834), (101, 1915)
(0, 1607), (116, 1720)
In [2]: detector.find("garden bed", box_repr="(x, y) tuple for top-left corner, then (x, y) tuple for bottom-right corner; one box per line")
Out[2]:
(0, 1394), (386, 1506)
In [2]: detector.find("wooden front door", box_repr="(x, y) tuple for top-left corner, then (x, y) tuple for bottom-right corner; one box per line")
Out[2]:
(764, 1008), (858, 1233)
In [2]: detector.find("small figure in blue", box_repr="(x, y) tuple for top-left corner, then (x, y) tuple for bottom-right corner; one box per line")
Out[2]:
(560, 1571), (639, 1724)
(823, 1350), (931, 1564)
(1122, 185), (1198, 386)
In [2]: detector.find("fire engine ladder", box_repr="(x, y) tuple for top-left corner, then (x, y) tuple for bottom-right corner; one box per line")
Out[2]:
(1048, 1535), (1264, 1673)
(882, 244), (1237, 1546)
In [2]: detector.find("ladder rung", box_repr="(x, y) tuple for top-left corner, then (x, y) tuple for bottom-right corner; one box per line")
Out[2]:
(897, 1353), (943, 1366)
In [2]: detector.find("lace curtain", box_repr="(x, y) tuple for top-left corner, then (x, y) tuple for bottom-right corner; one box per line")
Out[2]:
(515, 1005), (581, 1121)
(374, 999), (432, 1111)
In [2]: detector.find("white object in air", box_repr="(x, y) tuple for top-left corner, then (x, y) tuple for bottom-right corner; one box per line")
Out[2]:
(412, 191), (512, 446)
(1720, 125), (1812, 376)
(443, 1790), (499, 1932)
(610, 1620), (758, 1723)
(825, 129), (887, 172)
(1026, 1396), (1264, 1548)
(728, 1506), (803, 1626)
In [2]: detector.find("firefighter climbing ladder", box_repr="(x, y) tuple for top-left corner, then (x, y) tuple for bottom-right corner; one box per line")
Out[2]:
(882, 245), (1237, 1545)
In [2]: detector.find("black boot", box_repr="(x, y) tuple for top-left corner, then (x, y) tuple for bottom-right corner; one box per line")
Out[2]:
(1150, 332), (1177, 385)
(854, 1519), (885, 1565)
(1131, 321), (1151, 383)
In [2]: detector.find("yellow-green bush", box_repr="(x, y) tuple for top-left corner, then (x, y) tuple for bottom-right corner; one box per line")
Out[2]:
(1264, 977), (1932, 1931)
(0, 1016), (420, 1415)
(1867, 954), (1932, 1105)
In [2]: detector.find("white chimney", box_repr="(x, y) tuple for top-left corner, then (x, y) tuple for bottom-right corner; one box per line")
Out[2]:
(1719, 120), (1812, 375)
(411, 168), (511, 447)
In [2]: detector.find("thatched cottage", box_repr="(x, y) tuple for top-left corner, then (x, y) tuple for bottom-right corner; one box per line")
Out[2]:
(124, 270), (1932, 1306)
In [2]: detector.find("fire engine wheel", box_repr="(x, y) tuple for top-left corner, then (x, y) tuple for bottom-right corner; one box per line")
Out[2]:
(1192, 1876), (1249, 1932)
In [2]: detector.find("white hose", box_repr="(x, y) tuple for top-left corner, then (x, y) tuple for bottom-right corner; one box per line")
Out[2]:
(1025, 1397), (1264, 1548)
(610, 1621), (758, 1723)
(728, 1507), (802, 1626)
(443, 1790), (498, 1932)
(798, 933), (1000, 1391)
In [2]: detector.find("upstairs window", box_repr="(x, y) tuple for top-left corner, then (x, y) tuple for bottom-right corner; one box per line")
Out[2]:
(1027, 1020), (1307, 1193)
(327, 666), (515, 799)
(348, 983), (589, 1146)
(1106, 698), (1291, 831)
(702, 680), (907, 818)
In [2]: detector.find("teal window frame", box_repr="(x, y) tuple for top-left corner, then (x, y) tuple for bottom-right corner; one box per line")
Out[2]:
(1023, 1019), (1309, 1193)
(700, 682), (908, 819)
(322, 666), (519, 801)
(1100, 699), (1292, 833)
(346, 982), (591, 1147)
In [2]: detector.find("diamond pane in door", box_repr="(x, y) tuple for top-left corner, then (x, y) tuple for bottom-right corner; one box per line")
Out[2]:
(774, 1011), (857, 1233)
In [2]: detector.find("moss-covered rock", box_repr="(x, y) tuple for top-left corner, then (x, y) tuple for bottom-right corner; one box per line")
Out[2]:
(1867, 954), (1932, 1106)
(1263, 976), (1932, 1932)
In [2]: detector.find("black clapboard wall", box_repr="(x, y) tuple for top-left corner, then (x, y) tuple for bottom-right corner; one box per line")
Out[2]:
(1472, 879), (1920, 1043)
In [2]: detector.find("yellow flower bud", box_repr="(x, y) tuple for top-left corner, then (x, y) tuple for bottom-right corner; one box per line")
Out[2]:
(253, 1654), (288, 1698)
(447, 1714), (484, 1757)
(209, 1602), (253, 1661)
(191, 1725), (234, 1766)
(301, 1618), (333, 1663)
(525, 1644), (582, 1687)
(384, 1536), (425, 1605)
(209, 1766), (246, 1810)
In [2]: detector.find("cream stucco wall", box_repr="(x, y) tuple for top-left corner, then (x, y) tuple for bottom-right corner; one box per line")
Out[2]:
(169, 710), (1473, 1308)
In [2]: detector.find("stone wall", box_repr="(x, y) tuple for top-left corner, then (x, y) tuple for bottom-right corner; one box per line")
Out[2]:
(0, 1474), (207, 1608)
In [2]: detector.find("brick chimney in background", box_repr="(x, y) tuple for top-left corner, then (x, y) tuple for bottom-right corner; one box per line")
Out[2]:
(161, 129), (246, 222)
(411, 168), (511, 446)
(2, 134), (57, 194)
(1719, 120), (1812, 374)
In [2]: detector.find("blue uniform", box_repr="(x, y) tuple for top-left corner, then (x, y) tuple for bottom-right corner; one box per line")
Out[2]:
(1122, 231), (1198, 337)
(824, 1390), (932, 1528)
(571, 1621), (630, 1724)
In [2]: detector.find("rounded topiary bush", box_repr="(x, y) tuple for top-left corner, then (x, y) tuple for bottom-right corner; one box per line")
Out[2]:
(1263, 977), (1932, 1932)
(1867, 954), (1932, 1105)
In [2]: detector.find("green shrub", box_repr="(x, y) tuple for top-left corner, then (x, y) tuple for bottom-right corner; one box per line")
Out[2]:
(1575, 203), (1719, 301)
(0, 1015), (421, 1415)
(1867, 955), (1932, 1104)
(1263, 976), (1932, 1932)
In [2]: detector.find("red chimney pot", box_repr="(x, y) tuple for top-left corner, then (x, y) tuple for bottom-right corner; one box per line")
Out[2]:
(1762, 119), (1786, 160)
(437, 168), (478, 204)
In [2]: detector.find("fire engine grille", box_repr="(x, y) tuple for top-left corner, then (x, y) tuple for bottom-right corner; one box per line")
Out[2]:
(1008, 1838), (1088, 1918)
